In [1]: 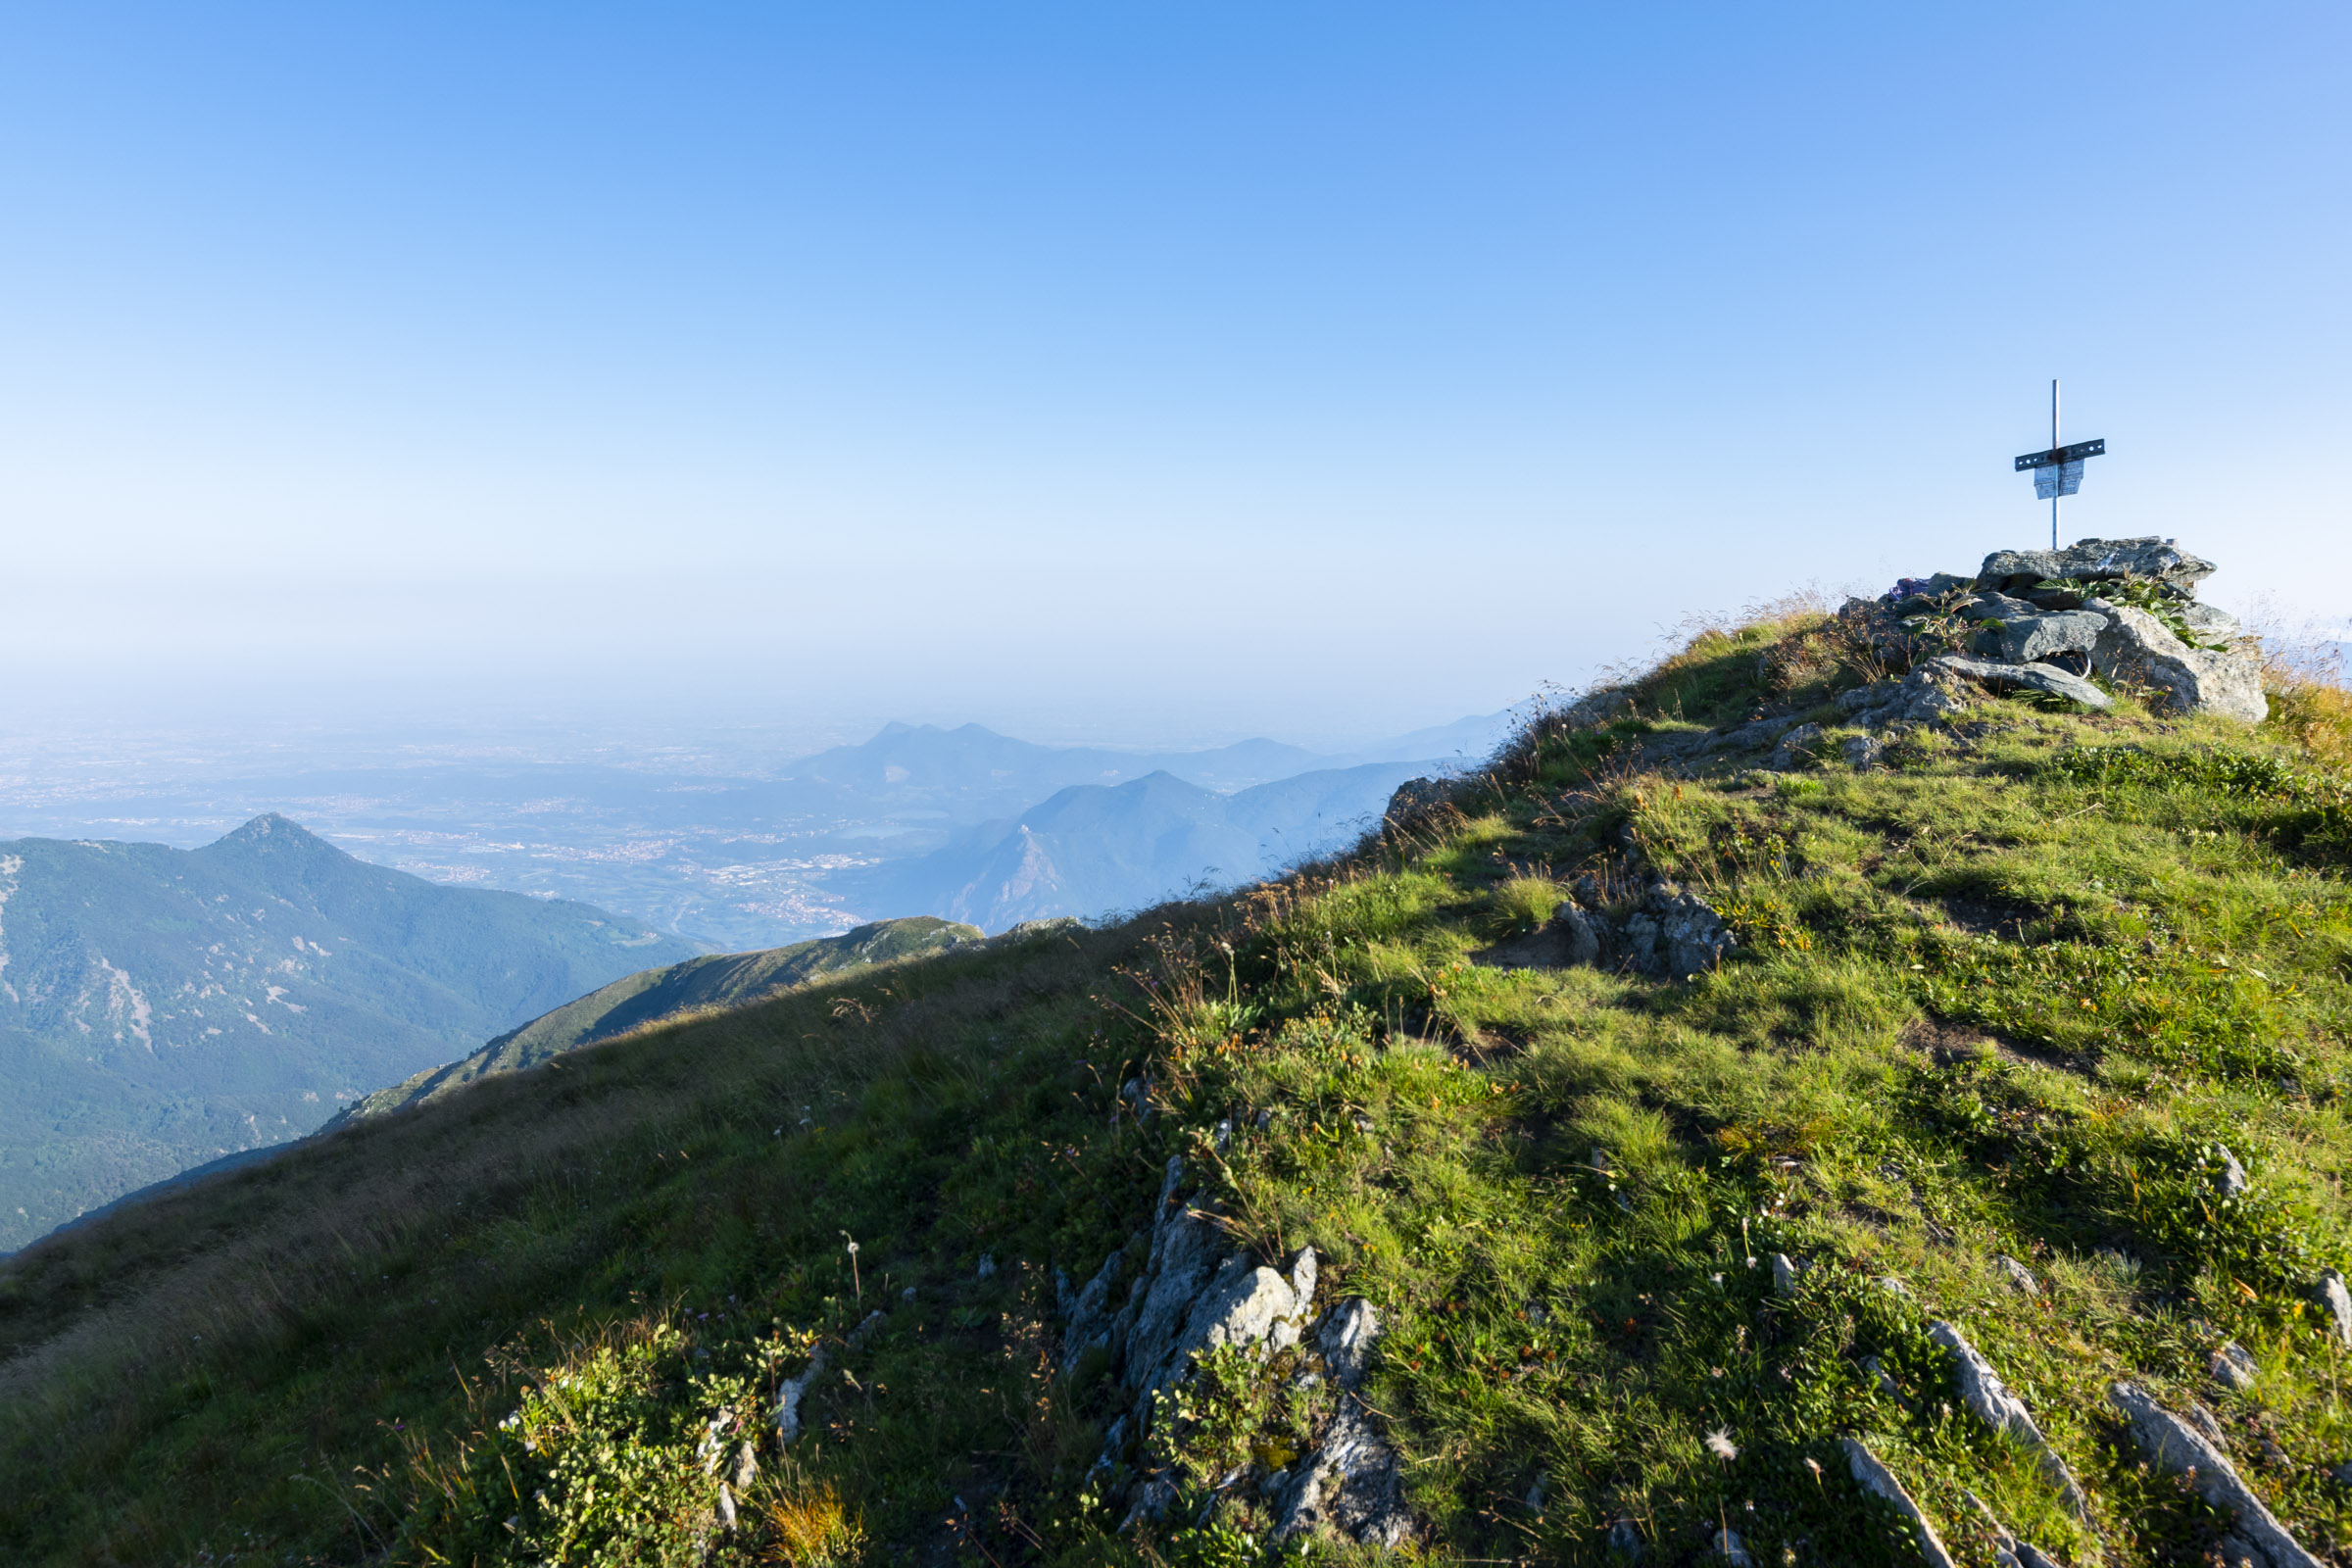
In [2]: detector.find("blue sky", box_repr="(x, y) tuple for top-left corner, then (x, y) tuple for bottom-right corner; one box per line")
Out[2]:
(1, 3), (2343, 745)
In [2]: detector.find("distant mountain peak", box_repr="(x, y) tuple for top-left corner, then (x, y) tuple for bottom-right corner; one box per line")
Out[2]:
(211, 812), (334, 852)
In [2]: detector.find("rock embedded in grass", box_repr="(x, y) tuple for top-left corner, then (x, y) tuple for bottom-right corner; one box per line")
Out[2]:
(2212, 1341), (2259, 1394)
(1995, 1254), (2039, 1297)
(1840, 1438), (1956, 1568)
(1929, 1320), (2090, 1519)
(2318, 1272), (2352, 1347)
(2110, 1381), (2323, 1568)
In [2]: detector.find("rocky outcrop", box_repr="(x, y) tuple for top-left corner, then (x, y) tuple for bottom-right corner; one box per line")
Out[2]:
(1271, 1299), (1412, 1548)
(1072, 1159), (1408, 1545)
(2085, 601), (2268, 722)
(1841, 1439), (1955, 1568)
(1976, 537), (2217, 598)
(1929, 1321), (2089, 1519)
(1475, 880), (1732, 982)
(1864, 537), (2266, 723)
(2109, 1381), (2322, 1568)
(1110, 1159), (1317, 1409)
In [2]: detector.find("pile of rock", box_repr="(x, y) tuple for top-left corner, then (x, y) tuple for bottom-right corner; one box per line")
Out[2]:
(1865, 535), (2265, 724)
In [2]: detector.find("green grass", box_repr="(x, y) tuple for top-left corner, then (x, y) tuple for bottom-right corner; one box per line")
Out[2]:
(5, 608), (2352, 1566)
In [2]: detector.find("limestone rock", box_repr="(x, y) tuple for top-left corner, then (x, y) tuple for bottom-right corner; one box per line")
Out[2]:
(1842, 733), (1884, 767)
(1841, 1438), (1957, 1568)
(1317, 1298), (1380, 1387)
(1973, 610), (2110, 666)
(1995, 1254), (2039, 1297)
(1706, 715), (1800, 753)
(1958, 591), (2043, 623)
(2317, 1272), (2352, 1348)
(1771, 1252), (1799, 1298)
(1713, 1526), (1756, 1566)
(1929, 1320), (2089, 1519)
(1272, 1298), (1411, 1548)
(2214, 1144), (2251, 1197)
(2182, 601), (2244, 640)
(775, 1346), (828, 1443)
(1977, 537), (2218, 598)
(2085, 602), (2267, 722)
(2212, 1341), (2259, 1394)
(1923, 655), (2112, 710)
(1060, 1248), (1124, 1367)
(1964, 1489), (2060, 1568)
(1769, 722), (1826, 771)
(1654, 882), (1736, 978)
(2110, 1381), (2323, 1568)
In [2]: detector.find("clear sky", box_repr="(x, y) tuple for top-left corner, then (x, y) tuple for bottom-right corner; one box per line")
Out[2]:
(1, 3), (2343, 747)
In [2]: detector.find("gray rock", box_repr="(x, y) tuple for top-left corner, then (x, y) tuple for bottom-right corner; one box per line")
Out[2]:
(847, 1309), (887, 1348)
(1609, 1515), (1645, 1558)
(1995, 1254), (2040, 1297)
(1769, 722), (1827, 771)
(2215, 1145), (2251, 1197)
(1706, 715), (1800, 753)
(975, 1252), (997, 1280)
(1862, 1353), (1901, 1396)
(1771, 1252), (1799, 1298)
(2188, 1400), (2230, 1446)
(1385, 776), (1459, 824)
(2085, 602), (2268, 722)
(1880, 1276), (1914, 1300)
(1973, 610), (2111, 665)
(1317, 1298), (1381, 1387)
(1929, 1320), (2090, 1518)
(1923, 654), (2113, 710)
(1562, 686), (1638, 729)
(1116, 1159), (1228, 1396)
(1841, 1438), (1956, 1568)
(1842, 733), (1885, 767)
(1272, 1298), (1410, 1547)
(2216, 1536), (2265, 1568)
(1621, 912), (1660, 974)
(1959, 591), (2042, 623)
(2213, 1341), (2259, 1394)
(2182, 601), (2244, 640)
(1712, 1526), (1755, 1566)
(2318, 1273), (2352, 1347)
(729, 1440), (760, 1492)
(1654, 882), (1737, 978)
(1963, 1490), (2059, 1568)
(2110, 1380), (2324, 1568)
(1061, 1249), (1124, 1367)
(775, 1346), (828, 1443)
(1977, 536), (2218, 597)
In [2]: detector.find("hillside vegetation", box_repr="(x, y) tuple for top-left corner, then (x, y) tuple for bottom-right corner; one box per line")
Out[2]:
(0, 813), (693, 1251)
(339, 918), (988, 1120)
(5, 587), (2352, 1568)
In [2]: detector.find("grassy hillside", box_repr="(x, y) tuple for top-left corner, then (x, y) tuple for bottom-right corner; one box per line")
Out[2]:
(342, 917), (987, 1118)
(5, 597), (2352, 1567)
(0, 813), (695, 1251)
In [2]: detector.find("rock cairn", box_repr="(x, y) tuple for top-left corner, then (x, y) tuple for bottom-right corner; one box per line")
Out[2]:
(1868, 536), (2264, 723)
